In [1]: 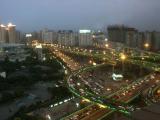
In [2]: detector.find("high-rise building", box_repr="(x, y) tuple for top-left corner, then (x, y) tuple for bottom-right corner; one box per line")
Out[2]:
(136, 31), (160, 51)
(16, 30), (21, 43)
(108, 25), (126, 43)
(125, 28), (138, 47)
(108, 25), (138, 47)
(32, 31), (39, 40)
(78, 30), (93, 46)
(58, 30), (77, 46)
(143, 31), (152, 50)
(152, 32), (160, 51)
(137, 32), (145, 49)
(42, 28), (48, 42)
(0, 24), (7, 43)
(42, 29), (58, 44)
(92, 32), (106, 47)
(7, 23), (16, 43)
(0, 22), (22, 44)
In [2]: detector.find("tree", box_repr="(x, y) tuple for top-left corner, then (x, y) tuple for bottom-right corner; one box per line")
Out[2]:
(14, 117), (22, 120)
(4, 56), (10, 63)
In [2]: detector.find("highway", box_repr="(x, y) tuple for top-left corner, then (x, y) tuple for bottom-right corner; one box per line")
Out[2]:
(41, 43), (160, 120)
(142, 80), (160, 105)
(62, 70), (158, 120)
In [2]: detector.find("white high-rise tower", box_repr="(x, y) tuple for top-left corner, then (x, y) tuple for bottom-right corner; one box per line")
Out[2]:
(7, 23), (16, 43)
(0, 24), (7, 43)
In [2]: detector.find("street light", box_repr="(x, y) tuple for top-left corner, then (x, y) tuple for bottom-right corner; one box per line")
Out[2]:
(105, 43), (109, 48)
(120, 53), (126, 72)
(77, 83), (81, 86)
(144, 43), (149, 50)
(92, 35), (96, 38)
(76, 103), (80, 108)
(157, 89), (160, 94)
(93, 62), (97, 66)
(120, 54), (126, 61)
(105, 38), (108, 41)
(89, 60), (92, 64)
(89, 50), (92, 53)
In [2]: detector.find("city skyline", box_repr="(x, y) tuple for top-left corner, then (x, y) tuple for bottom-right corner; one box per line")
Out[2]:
(1, 1), (160, 120)
(0, 0), (160, 32)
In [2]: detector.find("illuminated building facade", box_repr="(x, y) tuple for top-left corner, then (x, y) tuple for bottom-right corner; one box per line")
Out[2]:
(0, 23), (20, 44)
(58, 30), (77, 46)
(0, 24), (7, 43)
(78, 29), (93, 46)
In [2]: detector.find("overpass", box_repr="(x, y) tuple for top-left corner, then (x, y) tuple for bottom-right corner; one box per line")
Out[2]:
(42, 43), (160, 120)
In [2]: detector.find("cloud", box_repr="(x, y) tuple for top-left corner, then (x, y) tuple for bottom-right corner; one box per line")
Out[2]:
(0, 0), (160, 31)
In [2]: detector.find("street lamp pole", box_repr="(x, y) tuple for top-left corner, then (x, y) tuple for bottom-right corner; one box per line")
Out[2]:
(111, 50), (115, 73)
(120, 53), (126, 73)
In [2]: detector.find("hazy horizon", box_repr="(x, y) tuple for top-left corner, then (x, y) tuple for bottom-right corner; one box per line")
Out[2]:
(0, 0), (160, 32)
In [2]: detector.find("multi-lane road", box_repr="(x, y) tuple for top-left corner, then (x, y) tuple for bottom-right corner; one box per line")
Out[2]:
(62, 70), (159, 120)
(42, 43), (160, 120)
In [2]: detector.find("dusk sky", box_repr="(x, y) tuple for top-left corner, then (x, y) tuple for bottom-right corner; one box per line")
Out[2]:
(0, 0), (160, 32)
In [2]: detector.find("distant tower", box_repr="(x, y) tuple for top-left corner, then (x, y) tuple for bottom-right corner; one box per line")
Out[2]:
(7, 23), (16, 43)
(0, 24), (7, 43)
(78, 30), (93, 46)
(35, 44), (43, 60)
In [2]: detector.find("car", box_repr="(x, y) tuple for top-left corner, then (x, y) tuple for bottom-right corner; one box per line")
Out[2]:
(112, 95), (119, 99)
(118, 105), (125, 109)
